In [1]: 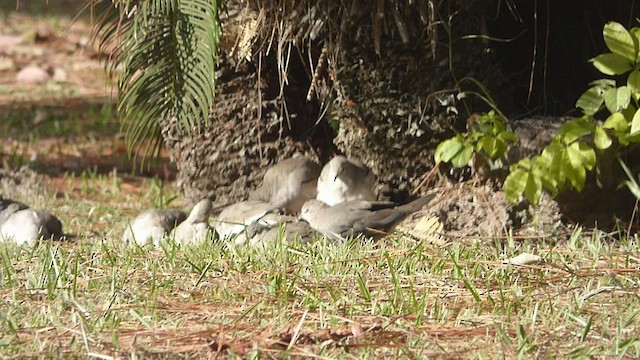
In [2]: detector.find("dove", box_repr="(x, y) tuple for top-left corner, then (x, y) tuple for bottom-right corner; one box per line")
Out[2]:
(316, 156), (377, 206)
(247, 218), (316, 247)
(249, 156), (321, 214)
(168, 198), (214, 245)
(0, 198), (63, 246)
(214, 200), (283, 245)
(299, 192), (437, 241)
(122, 209), (186, 247)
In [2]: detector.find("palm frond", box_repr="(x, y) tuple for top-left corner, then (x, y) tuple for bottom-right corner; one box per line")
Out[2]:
(91, 0), (221, 163)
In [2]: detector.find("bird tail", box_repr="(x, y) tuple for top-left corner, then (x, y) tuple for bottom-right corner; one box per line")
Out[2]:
(397, 191), (438, 214)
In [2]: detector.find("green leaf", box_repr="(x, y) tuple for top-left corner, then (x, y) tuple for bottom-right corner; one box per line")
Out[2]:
(499, 131), (517, 143)
(492, 138), (507, 158)
(594, 126), (612, 149)
(603, 112), (629, 132)
(577, 142), (596, 170)
(603, 22), (637, 62)
(631, 108), (640, 135)
(591, 53), (633, 76)
(576, 86), (604, 115)
(619, 157), (640, 200)
(451, 144), (474, 168)
(523, 172), (542, 205)
(603, 86), (631, 113)
(629, 70), (640, 100)
(631, 27), (640, 57)
(622, 131), (640, 144)
(562, 154), (586, 192)
(92, 0), (222, 164)
(504, 169), (528, 202)
(435, 137), (463, 163)
(534, 156), (559, 192)
(560, 117), (595, 144)
(566, 141), (595, 171)
(622, 104), (637, 122)
(480, 137), (493, 156)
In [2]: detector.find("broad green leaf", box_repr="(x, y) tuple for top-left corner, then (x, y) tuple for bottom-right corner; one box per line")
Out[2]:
(603, 22), (637, 62)
(451, 144), (473, 168)
(622, 131), (640, 144)
(603, 112), (628, 132)
(628, 70), (640, 100)
(498, 130), (517, 142)
(504, 169), (528, 202)
(565, 142), (581, 169)
(603, 86), (631, 113)
(480, 137), (493, 156)
(591, 53), (633, 75)
(435, 137), (463, 163)
(562, 154), (586, 192)
(509, 157), (532, 172)
(535, 140), (566, 192)
(560, 117), (595, 144)
(523, 172), (542, 205)
(534, 157), (559, 193)
(576, 86), (604, 115)
(566, 141), (596, 170)
(622, 104), (637, 122)
(492, 138), (506, 158)
(631, 27), (640, 59)
(631, 108), (640, 135)
(469, 131), (484, 141)
(594, 126), (612, 149)
(577, 142), (596, 170)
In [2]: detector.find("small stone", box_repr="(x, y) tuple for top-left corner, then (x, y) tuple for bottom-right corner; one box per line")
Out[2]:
(52, 68), (67, 82)
(0, 34), (22, 51)
(0, 57), (14, 71)
(504, 252), (543, 266)
(16, 66), (50, 84)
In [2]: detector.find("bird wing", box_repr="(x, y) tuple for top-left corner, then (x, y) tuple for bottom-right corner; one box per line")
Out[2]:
(0, 201), (29, 225)
(351, 208), (404, 235)
(156, 209), (187, 230)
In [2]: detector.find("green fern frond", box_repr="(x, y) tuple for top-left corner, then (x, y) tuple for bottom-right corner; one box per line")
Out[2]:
(91, 0), (221, 163)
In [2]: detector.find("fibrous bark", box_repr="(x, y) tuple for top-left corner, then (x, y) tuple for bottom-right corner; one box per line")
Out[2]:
(163, 0), (500, 204)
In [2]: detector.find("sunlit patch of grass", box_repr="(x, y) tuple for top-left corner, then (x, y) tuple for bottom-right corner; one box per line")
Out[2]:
(1, 176), (639, 358)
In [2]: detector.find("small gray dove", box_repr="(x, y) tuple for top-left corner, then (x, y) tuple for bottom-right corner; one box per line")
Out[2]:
(299, 193), (437, 241)
(247, 218), (316, 247)
(0, 198), (63, 246)
(316, 156), (376, 206)
(168, 198), (214, 245)
(123, 209), (186, 247)
(249, 156), (321, 214)
(214, 200), (283, 245)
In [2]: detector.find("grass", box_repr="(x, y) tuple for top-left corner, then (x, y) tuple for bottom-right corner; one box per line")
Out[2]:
(0, 3), (638, 357)
(1, 172), (639, 358)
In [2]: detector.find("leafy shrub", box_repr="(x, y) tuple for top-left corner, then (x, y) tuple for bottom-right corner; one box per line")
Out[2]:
(436, 21), (640, 205)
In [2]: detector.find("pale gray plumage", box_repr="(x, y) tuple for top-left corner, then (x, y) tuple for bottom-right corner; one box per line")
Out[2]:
(249, 156), (321, 214)
(214, 200), (282, 245)
(248, 220), (315, 247)
(123, 209), (186, 246)
(0, 198), (63, 246)
(299, 193), (437, 240)
(169, 198), (214, 245)
(0, 199), (28, 225)
(316, 156), (376, 206)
